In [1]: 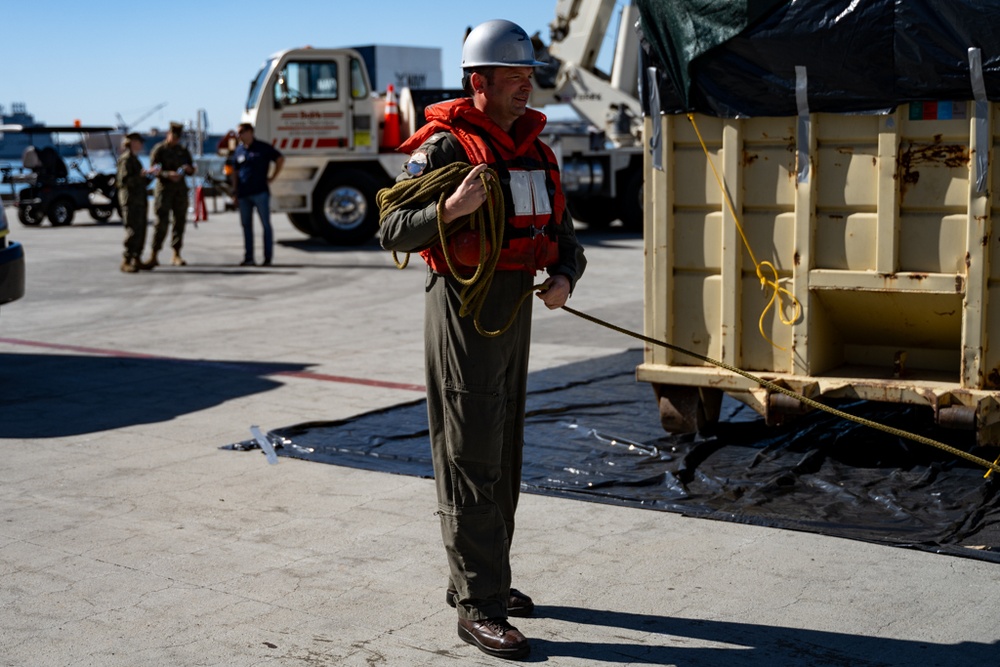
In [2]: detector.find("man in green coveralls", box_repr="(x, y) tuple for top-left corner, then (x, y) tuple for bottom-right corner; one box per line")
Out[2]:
(145, 122), (196, 267)
(380, 19), (586, 661)
(116, 132), (152, 273)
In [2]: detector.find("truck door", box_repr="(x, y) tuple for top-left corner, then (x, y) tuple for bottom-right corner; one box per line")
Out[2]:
(266, 53), (354, 153)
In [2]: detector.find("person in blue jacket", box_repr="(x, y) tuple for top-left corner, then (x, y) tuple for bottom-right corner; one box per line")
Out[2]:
(233, 123), (284, 266)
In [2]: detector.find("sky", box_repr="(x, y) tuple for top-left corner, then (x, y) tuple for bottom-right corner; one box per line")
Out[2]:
(1, 0), (624, 135)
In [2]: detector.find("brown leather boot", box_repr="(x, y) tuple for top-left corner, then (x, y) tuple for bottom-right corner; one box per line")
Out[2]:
(171, 252), (187, 266)
(120, 259), (138, 273)
(457, 618), (530, 660)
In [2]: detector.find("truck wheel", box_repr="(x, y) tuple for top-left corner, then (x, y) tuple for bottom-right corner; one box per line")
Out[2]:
(48, 198), (75, 226)
(567, 196), (615, 229)
(287, 213), (317, 237)
(652, 383), (723, 435)
(89, 204), (116, 222)
(18, 204), (44, 226)
(619, 169), (643, 232)
(311, 171), (380, 245)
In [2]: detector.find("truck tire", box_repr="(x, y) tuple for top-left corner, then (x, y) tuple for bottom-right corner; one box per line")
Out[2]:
(567, 196), (615, 229)
(18, 204), (44, 226)
(89, 204), (117, 222)
(48, 198), (75, 226)
(311, 170), (380, 245)
(619, 169), (643, 232)
(287, 213), (317, 237)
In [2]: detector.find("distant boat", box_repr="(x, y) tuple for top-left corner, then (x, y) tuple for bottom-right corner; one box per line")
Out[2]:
(0, 102), (72, 160)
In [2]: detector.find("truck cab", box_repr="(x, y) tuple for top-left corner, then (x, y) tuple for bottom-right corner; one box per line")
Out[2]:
(241, 46), (446, 245)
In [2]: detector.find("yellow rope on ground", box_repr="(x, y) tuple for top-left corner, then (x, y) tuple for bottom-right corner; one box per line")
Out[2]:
(686, 114), (802, 350)
(376, 162), (539, 337)
(561, 304), (1000, 476)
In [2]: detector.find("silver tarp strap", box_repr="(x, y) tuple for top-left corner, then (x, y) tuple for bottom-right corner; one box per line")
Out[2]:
(647, 66), (663, 171)
(795, 66), (811, 183)
(968, 47), (989, 193)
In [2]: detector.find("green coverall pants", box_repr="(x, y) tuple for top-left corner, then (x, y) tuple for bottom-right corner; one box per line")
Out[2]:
(425, 268), (535, 622)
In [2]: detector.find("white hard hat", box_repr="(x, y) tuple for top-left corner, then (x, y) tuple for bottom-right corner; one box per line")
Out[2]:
(461, 19), (546, 68)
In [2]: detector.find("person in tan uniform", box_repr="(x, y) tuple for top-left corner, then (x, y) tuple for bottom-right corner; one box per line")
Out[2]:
(116, 132), (152, 273)
(145, 122), (196, 266)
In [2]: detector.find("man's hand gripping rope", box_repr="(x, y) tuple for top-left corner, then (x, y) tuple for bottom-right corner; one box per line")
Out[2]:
(378, 162), (551, 336)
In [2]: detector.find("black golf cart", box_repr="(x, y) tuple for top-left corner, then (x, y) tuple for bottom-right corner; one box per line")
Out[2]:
(0, 124), (120, 226)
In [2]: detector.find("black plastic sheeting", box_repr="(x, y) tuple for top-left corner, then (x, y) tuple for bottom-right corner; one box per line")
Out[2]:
(637, 0), (1000, 117)
(229, 350), (1000, 563)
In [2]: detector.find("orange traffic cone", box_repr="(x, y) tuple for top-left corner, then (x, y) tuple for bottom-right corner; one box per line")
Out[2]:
(381, 84), (401, 149)
(193, 185), (208, 223)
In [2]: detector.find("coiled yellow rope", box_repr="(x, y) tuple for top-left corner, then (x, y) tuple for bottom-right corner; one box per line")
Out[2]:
(377, 162), (541, 337)
(686, 114), (802, 350)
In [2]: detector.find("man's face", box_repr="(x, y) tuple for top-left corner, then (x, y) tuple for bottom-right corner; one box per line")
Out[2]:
(238, 128), (253, 145)
(478, 66), (534, 130)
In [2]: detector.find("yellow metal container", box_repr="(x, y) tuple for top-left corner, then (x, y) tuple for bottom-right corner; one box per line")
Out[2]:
(638, 103), (1000, 443)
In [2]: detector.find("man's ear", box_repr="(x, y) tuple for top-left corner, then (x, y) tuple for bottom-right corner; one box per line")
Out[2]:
(470, 71), (486, 94)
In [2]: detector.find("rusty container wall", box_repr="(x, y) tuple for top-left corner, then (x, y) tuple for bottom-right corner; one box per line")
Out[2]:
(638, 103), (1000, 443)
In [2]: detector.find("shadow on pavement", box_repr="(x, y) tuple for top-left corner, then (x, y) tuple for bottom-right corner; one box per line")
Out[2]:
(528, 605), (997, 665)
(0, 352), (307, 438)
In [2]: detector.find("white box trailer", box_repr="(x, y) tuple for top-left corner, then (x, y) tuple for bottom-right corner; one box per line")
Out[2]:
(638, 103), (1000, 445)
(350, 45), (443, 91)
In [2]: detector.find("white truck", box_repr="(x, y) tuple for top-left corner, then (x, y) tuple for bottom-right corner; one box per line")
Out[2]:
(238, 44), (452, 245)
(239, 0), (644, 245)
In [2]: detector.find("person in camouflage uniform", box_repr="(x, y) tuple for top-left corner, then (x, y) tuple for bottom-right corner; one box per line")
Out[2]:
(145, 122), (196, 266)
(117, 132), (152, 273)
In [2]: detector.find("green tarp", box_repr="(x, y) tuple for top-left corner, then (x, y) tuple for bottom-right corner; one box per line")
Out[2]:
(637, 0), (1000, 117)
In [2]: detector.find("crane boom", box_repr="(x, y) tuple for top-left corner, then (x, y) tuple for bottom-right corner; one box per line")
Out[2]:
(531, 0), (642, 145)
(116, 102), (168, 132)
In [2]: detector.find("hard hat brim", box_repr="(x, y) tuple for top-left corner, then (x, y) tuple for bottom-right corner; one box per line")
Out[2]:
(462, 58), (548, 68)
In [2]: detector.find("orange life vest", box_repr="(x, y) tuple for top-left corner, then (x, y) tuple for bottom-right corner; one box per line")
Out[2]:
(398, 98), (564, 275)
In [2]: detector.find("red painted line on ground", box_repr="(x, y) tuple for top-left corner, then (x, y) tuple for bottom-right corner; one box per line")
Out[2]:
(273, 370), (424, 393)
(0, 337), (160, 359)
(0, 337), (426, 393)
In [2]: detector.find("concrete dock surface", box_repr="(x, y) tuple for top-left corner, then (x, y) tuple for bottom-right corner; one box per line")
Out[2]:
(1, 206), (997, 666)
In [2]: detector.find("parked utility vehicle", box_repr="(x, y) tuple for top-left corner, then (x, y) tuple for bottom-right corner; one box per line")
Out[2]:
(0, 124), (119, 226)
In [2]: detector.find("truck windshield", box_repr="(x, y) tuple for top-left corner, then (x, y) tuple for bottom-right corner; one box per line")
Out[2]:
(246, 59), (275, 112)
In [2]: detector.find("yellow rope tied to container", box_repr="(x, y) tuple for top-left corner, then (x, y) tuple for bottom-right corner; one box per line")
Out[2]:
(377, 159), (1000, 477)
(686, 113), (802, 350)
(376, 162), (541, 337)
(562, 304), (1000, 477)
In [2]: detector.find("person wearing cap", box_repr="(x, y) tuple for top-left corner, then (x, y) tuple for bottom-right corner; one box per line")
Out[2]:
(117, 132), (153, 273)
(233, 122), (284, 266)
(145, 122), (196, 267)
(380, 18), (586, 661)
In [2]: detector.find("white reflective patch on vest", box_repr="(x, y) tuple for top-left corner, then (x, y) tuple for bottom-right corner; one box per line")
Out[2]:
(509, 170), (552, 216)
(530, 170), (552, 215)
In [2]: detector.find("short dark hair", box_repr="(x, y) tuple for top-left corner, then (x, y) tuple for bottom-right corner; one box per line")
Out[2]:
(237, 123), (254, 134)
(461, 67), (496, 95)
